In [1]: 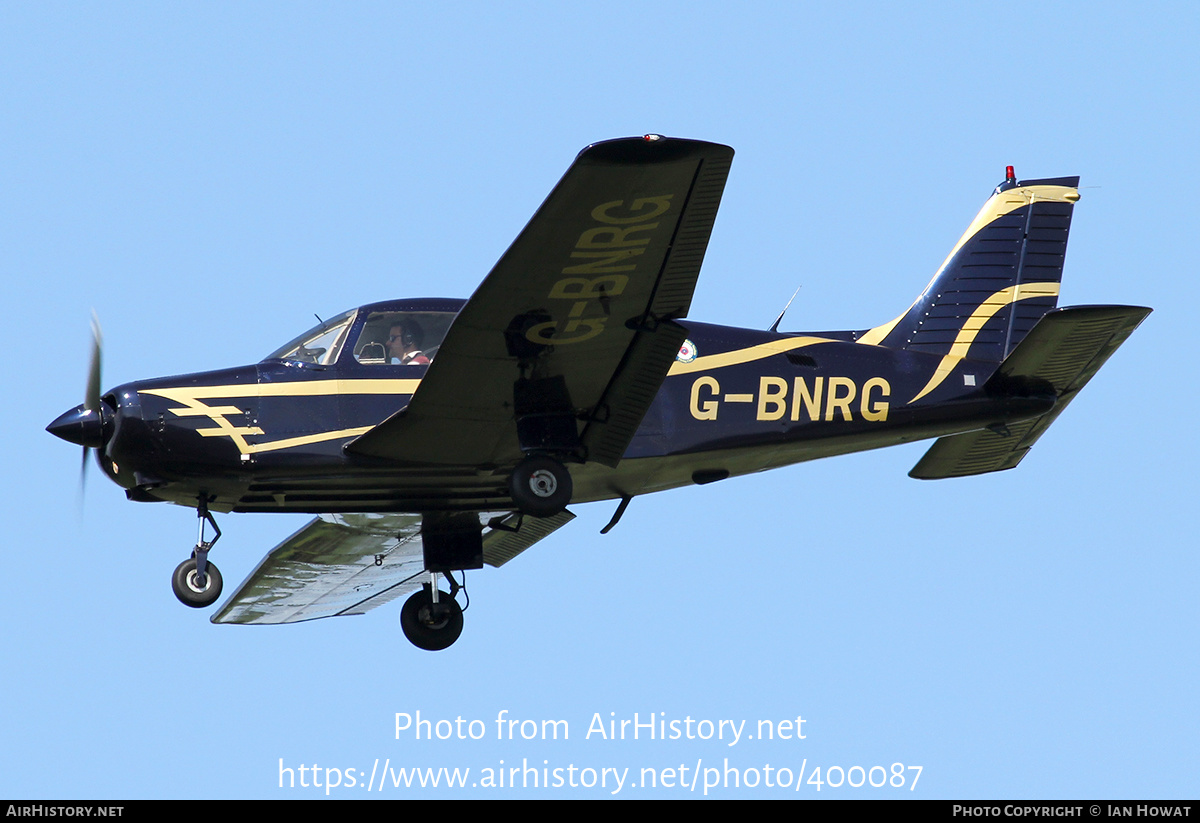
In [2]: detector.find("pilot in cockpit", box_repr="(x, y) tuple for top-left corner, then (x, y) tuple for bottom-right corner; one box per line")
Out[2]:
(387, 321), (431, 366)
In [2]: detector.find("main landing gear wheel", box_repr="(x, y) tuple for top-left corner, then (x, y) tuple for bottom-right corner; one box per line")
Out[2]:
(400, 588), (464, 651)
(508, 455), (572, 517)
(172, 558), (223, 608)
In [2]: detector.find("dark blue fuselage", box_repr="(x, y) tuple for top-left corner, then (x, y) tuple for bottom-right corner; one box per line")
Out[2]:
(75, 300), (1050, 515)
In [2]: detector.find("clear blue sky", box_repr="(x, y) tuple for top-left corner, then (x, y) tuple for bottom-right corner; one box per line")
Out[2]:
(3, 2), (1196, 798)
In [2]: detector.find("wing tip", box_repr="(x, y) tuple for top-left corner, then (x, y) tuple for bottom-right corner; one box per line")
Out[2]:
(578, 135), (734, 165)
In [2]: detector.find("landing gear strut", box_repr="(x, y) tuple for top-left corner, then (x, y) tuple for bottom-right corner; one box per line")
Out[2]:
(508, 455), (572, 517)
(400, 573), (464, 651)
(172, 495), (223, 608)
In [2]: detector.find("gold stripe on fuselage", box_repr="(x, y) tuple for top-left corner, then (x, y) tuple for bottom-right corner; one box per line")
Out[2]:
(668, 336), (835, 376)
(236, 427), (376, 454)
(140, 378), (422, 455)
(141, 378), (422, 401)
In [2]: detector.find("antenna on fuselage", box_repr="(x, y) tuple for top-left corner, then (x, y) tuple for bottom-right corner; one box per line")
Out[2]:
(768, 285), (802, 333)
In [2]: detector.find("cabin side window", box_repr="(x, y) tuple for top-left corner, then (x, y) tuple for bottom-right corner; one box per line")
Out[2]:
(352, 311), (455, 366)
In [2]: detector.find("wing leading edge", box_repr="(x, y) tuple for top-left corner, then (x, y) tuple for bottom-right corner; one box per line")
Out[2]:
(346, 136), (734, 469)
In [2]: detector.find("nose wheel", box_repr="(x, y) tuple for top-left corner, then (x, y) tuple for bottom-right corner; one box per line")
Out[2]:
(172, 494), (223, 608)
(172, 557), (223, 607)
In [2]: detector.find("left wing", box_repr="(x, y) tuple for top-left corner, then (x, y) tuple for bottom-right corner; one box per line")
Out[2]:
(346, 136), (733, 469)
(212, 510), (574, 625)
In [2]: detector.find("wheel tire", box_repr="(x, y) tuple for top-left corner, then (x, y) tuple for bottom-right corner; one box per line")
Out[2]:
(172, 558), (223, 608)
(508, 455), (573, 517)
(400, 589), (464, 651)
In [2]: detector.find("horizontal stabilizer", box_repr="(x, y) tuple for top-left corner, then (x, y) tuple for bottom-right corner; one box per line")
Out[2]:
(909, 418), (1041, 479)
(910, 305), (1150, 479)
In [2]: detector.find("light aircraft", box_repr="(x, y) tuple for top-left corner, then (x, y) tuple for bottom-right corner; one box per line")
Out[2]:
(47, 135), (1150, 650)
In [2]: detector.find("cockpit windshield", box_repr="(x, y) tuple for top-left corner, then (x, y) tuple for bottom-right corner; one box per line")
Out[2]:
(351, 310), (455, 366)
(264, 309), (356, 365)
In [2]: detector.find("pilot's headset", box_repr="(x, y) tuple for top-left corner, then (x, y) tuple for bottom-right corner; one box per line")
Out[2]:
(399, 319), (423, 349)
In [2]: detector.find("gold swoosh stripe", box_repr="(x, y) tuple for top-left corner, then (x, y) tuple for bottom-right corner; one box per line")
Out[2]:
(244, 427), (375, 454)
(668, 337), (834, 375)
(908, 282), (1060, 403)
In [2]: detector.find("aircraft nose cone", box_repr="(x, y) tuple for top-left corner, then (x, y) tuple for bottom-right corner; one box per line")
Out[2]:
(46, 403), (107, 448)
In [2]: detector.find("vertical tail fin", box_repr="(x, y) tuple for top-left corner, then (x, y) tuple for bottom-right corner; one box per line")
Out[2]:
(859, 173), (1081, 367)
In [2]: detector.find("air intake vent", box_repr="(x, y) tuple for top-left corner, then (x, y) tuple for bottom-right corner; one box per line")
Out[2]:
(786, 353), (817, 368)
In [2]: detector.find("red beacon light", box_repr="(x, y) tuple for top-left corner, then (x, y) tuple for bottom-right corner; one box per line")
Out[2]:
(1006, 165), (1016, 182)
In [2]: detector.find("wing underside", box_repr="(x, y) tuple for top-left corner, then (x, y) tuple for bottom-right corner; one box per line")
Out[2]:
(346, 136), (734, 470)
(212, 510), (575, 625)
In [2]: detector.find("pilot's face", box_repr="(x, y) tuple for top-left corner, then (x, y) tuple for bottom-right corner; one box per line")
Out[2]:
(387, 325), (408, 359)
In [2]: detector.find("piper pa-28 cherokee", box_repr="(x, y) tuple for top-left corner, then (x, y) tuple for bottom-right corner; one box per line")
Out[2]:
(48, 135), (1150, 650)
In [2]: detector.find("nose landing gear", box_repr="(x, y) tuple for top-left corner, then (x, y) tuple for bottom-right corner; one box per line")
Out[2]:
(172, 557), (223, 608)
(171, 495), (223, 608)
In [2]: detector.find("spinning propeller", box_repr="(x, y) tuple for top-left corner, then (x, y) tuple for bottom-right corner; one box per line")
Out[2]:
(47, 313), (111, 487)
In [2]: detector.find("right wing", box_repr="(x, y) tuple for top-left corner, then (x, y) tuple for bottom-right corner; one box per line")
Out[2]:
(346, 136), (733, 469)
(211, 510), (575, 625)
